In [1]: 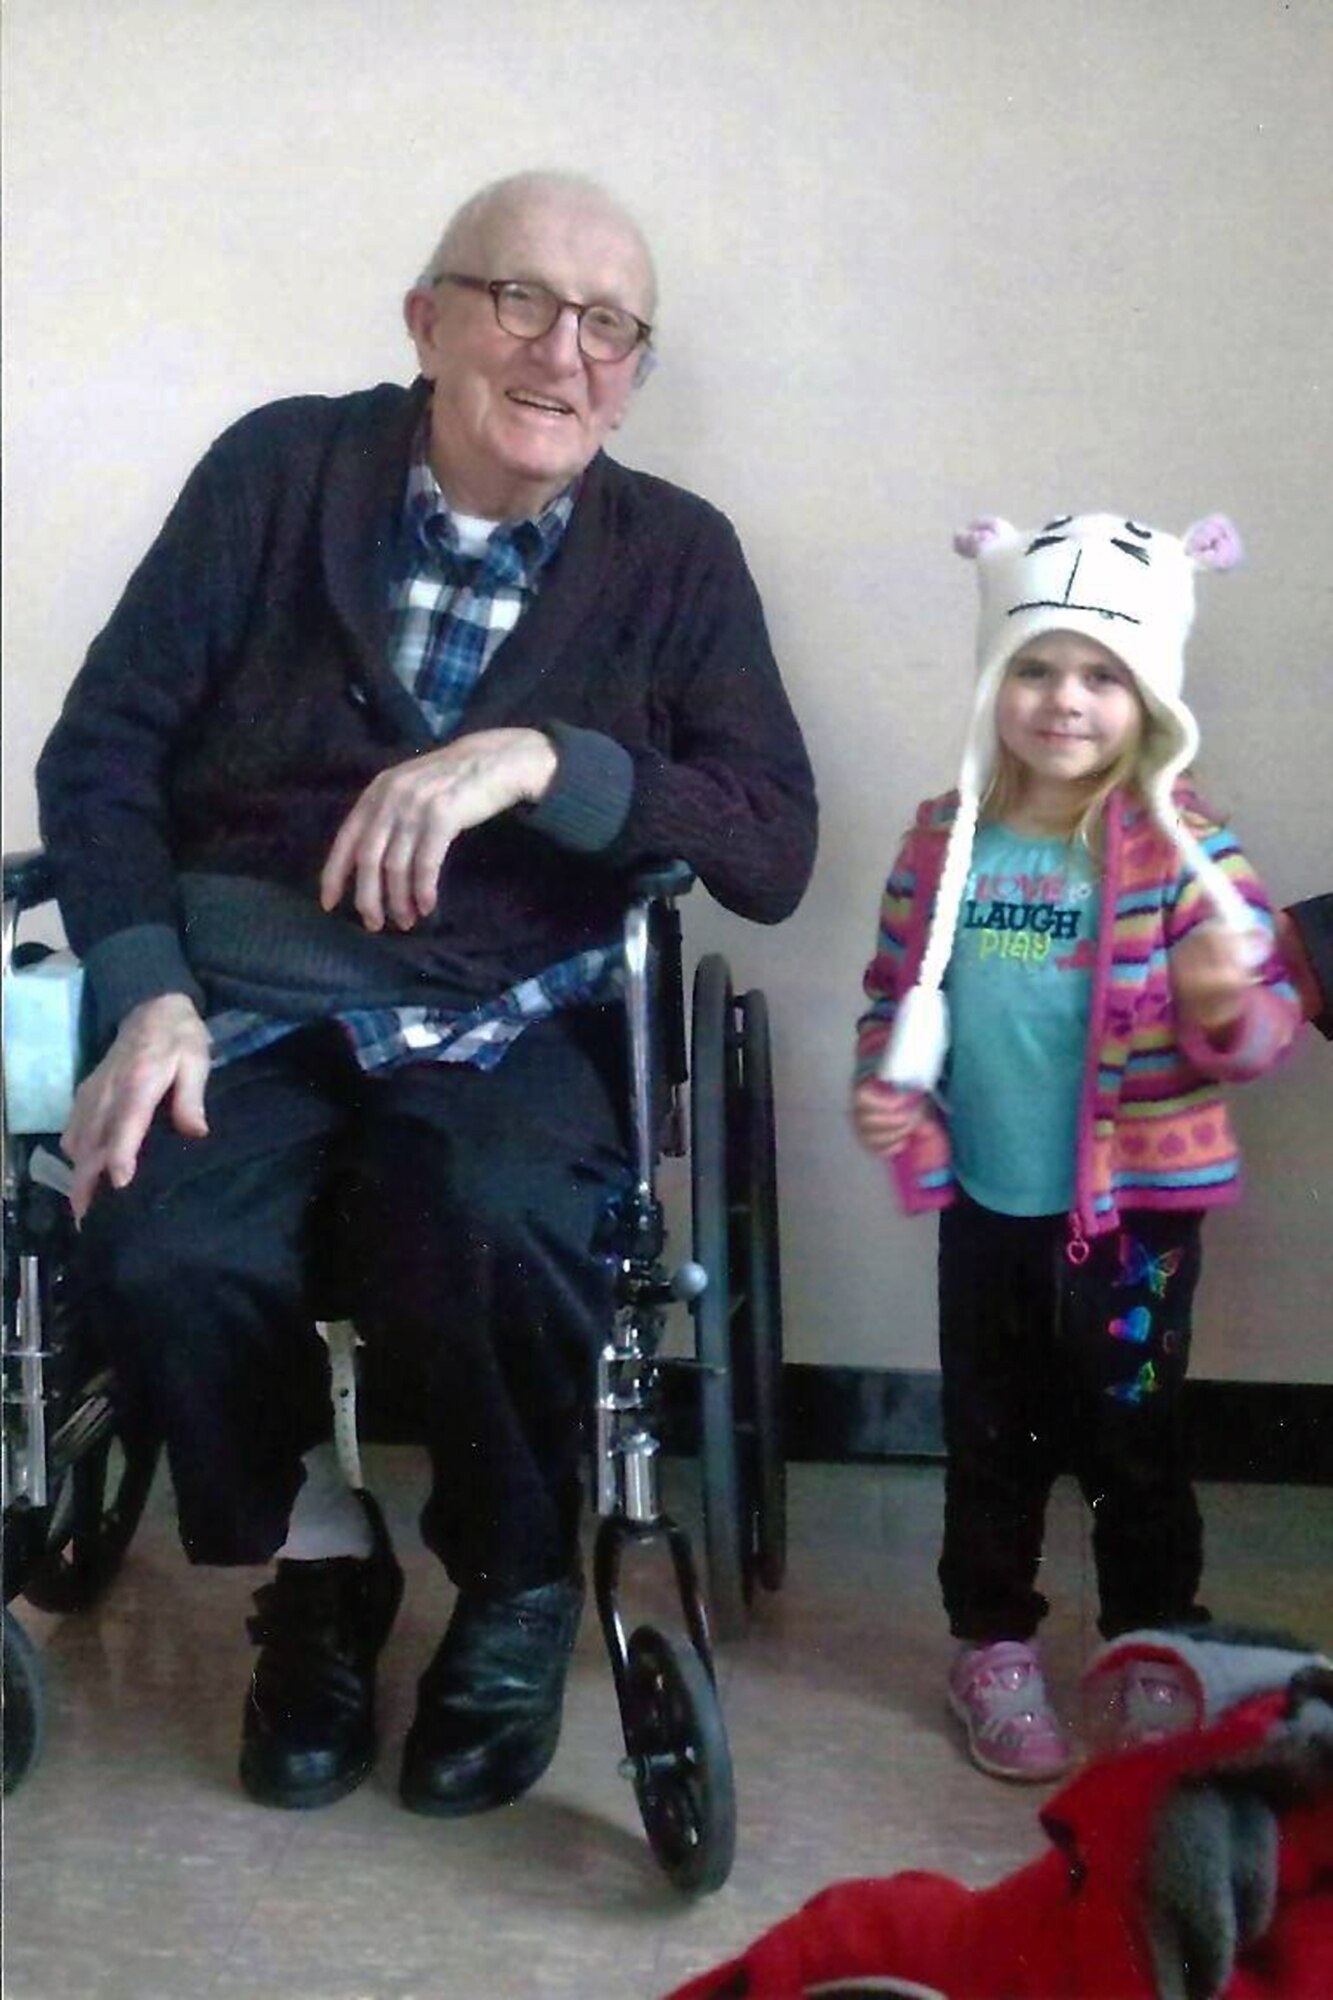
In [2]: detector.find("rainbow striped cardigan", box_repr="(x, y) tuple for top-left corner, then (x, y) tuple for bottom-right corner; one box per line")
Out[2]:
(855, 786), (1300, 1241)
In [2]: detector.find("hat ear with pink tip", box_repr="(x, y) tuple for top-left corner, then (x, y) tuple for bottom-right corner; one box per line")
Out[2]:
(882, 509), (1260, 1095)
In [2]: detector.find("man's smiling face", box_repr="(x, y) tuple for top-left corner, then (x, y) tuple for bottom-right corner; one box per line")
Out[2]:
(406, 183), (654, 521)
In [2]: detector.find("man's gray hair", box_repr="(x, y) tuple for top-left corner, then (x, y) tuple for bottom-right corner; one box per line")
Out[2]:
(414, 170), (658, 318)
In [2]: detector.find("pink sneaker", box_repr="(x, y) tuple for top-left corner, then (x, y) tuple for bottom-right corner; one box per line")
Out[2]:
(947, 1641), (1072, 1782)
(1080, 1649), (1201, 1760)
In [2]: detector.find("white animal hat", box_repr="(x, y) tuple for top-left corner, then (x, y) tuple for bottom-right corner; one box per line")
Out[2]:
(881, 510), (1253, 1093)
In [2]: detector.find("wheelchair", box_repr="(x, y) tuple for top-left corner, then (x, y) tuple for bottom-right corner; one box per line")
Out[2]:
(1, 848), (786, 1895)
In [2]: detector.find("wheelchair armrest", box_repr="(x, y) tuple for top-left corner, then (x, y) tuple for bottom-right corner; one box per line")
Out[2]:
(628, 860), (695, 904)
(2, 847), (688, 922)
(3, 848), (55, 912)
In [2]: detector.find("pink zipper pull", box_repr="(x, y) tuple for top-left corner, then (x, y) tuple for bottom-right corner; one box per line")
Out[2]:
(1066, 1211), (1090, 1266)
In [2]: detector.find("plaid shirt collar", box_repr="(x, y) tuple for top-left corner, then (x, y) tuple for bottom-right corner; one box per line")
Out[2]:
(402, 419), (576, 588)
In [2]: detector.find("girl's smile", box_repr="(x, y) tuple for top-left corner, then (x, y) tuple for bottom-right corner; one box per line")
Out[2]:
(997, 631), (1143, 796)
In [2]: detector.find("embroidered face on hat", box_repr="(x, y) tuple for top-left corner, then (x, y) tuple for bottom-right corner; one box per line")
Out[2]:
(955, 511), (1243, 807)
(878, 510), (1252, 1094)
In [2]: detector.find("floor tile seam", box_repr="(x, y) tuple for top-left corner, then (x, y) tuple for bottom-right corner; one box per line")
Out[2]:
(198, 1814), (310, 1989)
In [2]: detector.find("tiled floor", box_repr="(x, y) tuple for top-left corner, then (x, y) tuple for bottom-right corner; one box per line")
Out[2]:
(4, 1455), (1330, 1999)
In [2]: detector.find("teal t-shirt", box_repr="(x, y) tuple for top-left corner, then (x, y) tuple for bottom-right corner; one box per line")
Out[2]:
(943, 823), (1100, 1216)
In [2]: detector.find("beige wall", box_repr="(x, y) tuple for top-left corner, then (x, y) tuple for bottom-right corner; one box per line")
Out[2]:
(5, 0), (1331, 1383)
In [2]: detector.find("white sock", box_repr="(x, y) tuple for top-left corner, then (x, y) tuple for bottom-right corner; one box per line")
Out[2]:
(276, 1442), (374, 1562)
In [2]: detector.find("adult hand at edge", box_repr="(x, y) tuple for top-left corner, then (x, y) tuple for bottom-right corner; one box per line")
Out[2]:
(319, 727), (558, 933)
(62, 993), (211, 1221)
(1274, 906), (1327, 1024)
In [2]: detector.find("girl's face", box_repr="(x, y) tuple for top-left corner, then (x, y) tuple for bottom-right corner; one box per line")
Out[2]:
(996, 632), (1143, 792)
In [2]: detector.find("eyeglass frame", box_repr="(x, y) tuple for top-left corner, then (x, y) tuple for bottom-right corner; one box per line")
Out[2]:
(430, 272), (653, 363)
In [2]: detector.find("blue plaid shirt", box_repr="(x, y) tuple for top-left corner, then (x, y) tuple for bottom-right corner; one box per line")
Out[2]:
(390, 433), (573, 735)
(208, 427), (621, 1075)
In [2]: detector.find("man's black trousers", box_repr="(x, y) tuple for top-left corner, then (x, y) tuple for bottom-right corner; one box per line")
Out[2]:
(77, 1014), (630, 1596)
(936, 1192), (1206, 1644)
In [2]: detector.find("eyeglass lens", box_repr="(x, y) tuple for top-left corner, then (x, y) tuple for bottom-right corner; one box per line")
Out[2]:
(492, 282), (641, 361)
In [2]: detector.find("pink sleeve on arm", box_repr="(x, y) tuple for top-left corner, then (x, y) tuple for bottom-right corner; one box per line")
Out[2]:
(1177, 982), (1302, 1081)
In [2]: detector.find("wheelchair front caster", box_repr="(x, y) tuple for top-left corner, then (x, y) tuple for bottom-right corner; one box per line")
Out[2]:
(2, 1604), (46, 1794)
(621, 1624), (736, 1895)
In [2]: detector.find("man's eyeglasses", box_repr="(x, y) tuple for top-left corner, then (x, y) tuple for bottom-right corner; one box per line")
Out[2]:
(432, 274), (651, 365)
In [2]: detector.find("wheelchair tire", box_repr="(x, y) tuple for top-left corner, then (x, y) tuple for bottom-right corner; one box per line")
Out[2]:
(690, 953), (747, 1640)
(2, 1604), (46, 1794)
(738, 989), (787, 1594)
(622, 1624), (736, 1894)
(22, 1425), (160, 1616)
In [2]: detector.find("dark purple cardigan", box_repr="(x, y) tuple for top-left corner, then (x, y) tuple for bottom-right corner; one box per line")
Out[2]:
(38, 379), (817, 1041)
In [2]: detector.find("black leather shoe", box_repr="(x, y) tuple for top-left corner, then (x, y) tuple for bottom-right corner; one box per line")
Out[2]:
(239, 1492), (403, 1808)
(399, 1575), (584, 1816)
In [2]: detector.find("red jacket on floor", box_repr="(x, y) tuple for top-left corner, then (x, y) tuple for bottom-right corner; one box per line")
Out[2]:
(665, 1679), (1333, 2000)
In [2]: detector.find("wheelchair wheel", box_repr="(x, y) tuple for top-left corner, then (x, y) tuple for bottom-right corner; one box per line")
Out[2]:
(690, 954), (746, 1638)
(6, 1166), (161, 1615)
(738, 989), (786, 1594)
(622, 1624), (736, 1894)
(22, 1414), (160, 1616)
(2, 1604), (46, 1794)
(691, 958), (788, 1633)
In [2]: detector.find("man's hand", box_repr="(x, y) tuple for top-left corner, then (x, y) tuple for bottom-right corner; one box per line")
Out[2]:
(62, 993), (211, 1221)
(1169, 922), (1263, 1041)
(320, 727), (559, 933)
(1274, 907), (1326, 1024)
(850, 1078), (927, 1157)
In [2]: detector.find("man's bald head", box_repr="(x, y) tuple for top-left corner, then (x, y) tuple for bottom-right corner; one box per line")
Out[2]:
(403, 171), (656, 520)
(417, 171), (657, 322)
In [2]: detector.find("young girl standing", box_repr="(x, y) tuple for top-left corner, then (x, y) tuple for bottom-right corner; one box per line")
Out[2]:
(851, 512), (1300, 1782)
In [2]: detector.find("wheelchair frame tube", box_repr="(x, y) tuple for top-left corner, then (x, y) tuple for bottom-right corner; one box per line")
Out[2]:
(593, 1512), (719, 1700)
(622, 897), (656, 1194)
(595, 891), (668, 1524)
(595, 1312), (663, 1523)
(3, 1255), (49, 1511)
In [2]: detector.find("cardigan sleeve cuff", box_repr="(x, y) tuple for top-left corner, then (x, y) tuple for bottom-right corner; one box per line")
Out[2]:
(83, 925), (206, 1043)
(1177, 984), (1299, 1081)
(521, 722), (634, 854)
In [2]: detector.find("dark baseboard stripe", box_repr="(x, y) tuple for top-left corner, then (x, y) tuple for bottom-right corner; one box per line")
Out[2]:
(660, 1363), (1333, 1485)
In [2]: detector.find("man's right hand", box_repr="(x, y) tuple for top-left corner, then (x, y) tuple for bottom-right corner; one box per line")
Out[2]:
(62, 993), (211, 1221)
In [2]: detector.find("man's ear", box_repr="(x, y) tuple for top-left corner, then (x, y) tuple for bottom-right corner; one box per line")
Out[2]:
(403, 286), (439, 374)
(610, 348), (656, 430)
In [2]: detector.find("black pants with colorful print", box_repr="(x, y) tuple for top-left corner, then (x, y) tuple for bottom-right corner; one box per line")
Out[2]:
(936, 1191), (1206, 1644)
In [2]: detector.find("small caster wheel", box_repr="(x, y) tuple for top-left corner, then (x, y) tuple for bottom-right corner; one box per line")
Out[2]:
(3, 1605), (46, 1794)
(621, 1624), (736, 1893)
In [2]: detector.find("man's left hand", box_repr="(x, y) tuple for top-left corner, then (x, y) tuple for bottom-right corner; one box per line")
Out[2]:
(320, 727), (558, 931)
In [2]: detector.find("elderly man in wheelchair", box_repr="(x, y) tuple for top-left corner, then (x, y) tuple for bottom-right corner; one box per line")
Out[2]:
(29, 170), (816, 1835)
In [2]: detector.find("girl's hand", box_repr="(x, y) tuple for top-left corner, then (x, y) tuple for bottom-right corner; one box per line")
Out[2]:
(1169, 922), (1263, 1040)
(851, 1078), (927, 1156)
